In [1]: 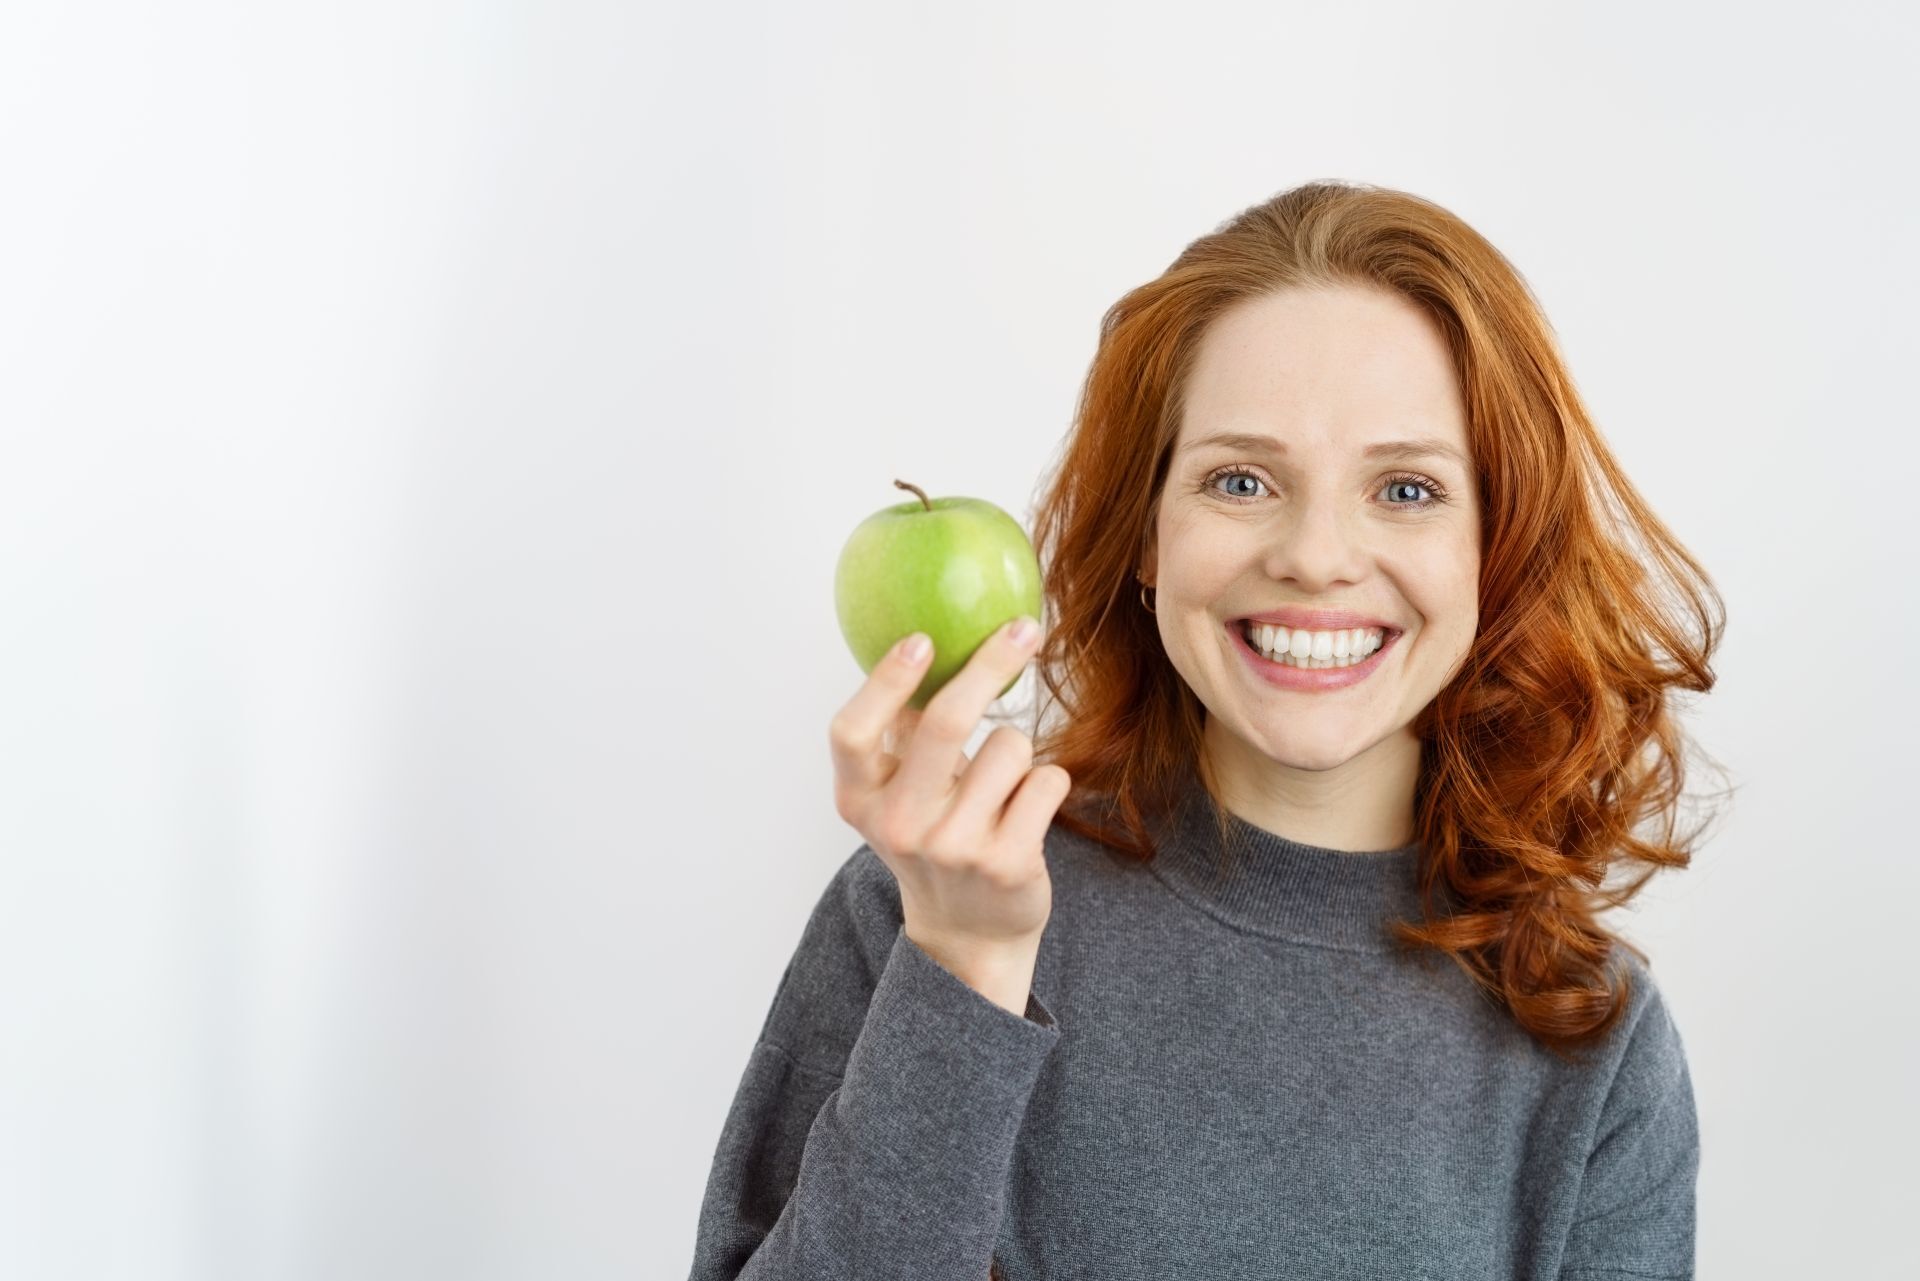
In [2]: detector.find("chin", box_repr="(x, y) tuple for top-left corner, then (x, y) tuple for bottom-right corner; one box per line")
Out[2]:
(1254, 733), (1369, 774)
(1252, 719), (1402, 773)
(1267, 747), (1362, 773)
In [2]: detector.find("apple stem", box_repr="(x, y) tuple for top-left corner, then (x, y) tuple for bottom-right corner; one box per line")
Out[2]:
(893, 479), (933, 511)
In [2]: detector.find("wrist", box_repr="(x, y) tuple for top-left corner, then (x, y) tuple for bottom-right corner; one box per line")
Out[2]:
(906, 929), (1041, 1015)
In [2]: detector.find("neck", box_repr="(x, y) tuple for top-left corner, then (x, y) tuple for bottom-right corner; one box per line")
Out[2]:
(1144, 762), (1429, 949)
(1202, 716), (1421, 853)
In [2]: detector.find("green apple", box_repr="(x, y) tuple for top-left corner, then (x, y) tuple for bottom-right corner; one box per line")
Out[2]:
(835, 479), (1044, 711)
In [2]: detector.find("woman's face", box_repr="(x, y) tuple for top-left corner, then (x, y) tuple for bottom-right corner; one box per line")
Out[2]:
(1144, 283), (1481, 775)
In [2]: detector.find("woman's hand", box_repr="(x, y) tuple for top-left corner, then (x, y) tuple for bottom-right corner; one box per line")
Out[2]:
(827, 617), (1069, 1008)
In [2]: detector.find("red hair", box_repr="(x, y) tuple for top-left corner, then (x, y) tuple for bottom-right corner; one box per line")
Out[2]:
(1008, 179), (1731, 1063)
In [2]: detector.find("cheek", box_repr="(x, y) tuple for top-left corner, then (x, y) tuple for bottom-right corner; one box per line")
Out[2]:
(1421, 570), (1479, 655)
(1413, 542), (1478, 612)
(1400, 567), (1478, 655)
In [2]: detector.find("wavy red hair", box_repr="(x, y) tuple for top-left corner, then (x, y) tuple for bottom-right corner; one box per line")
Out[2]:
(1004, 179), (1731, 1065)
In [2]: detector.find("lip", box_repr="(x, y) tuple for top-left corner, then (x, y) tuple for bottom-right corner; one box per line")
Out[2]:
(1235, 607), (1403, 634)
(1229, 617), (1400, 692)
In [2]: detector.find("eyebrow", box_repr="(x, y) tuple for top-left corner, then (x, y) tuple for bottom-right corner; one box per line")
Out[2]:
(1179, 431), (1470, 469)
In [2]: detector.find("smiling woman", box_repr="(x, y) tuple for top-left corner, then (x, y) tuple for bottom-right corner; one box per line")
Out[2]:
(688, 181), (1726, 1280)
(1028, 185), (1728, 1059)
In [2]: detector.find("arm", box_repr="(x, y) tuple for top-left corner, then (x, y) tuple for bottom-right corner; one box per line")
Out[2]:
(686, 845), (1061, 1280)
(1557, 971), (1700, 1280)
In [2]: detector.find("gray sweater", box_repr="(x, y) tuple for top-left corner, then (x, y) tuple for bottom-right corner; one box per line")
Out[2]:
(687, 770), (1698, 1279)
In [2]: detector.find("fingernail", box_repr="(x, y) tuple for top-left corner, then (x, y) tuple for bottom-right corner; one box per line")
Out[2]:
(900, 632), (931, 663)
(1008, 616), (1039, 647)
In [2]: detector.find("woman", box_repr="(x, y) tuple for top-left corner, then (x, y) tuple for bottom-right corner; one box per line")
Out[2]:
(687, 180), (1726, 1280)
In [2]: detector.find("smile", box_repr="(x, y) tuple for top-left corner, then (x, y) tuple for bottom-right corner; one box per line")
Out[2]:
(1230, 619), (1401, 691)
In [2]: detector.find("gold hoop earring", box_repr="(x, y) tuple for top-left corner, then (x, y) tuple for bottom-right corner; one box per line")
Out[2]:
(1139, 583), (1156, 615)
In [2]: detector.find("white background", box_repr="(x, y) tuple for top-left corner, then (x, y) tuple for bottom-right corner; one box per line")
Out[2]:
(3, 2), (1914, 1277)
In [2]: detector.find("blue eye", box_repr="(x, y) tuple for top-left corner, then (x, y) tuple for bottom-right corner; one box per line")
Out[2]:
(1202, 466), (1449, 510)
(1214, 470), (1264, 500)
(1383, 478), (1434, 505)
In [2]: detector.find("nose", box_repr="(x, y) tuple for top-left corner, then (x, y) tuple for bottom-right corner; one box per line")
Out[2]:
(1259, 493), (1369, 589)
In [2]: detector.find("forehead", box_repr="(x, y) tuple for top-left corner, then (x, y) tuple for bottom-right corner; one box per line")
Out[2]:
(1175, 285), (1469, 455)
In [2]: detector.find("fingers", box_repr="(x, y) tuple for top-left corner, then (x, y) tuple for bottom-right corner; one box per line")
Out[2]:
(997, 763), (1072, 853)
(944, 724), (1032, 837)
(830, 631), (936, 798)
(888, 618), (1041, 813)
(880, 708), (917, 760)
(882, 708), (968, 780)
(829, 617), (1039, 835)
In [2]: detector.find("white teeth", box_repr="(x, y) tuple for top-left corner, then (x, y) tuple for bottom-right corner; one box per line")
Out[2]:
(1244, 623), (1387, 668)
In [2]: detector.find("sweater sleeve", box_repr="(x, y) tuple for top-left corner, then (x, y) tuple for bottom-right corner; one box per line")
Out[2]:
(685, 843), (1063, 1281)
(1557, 965), (1700, 1280)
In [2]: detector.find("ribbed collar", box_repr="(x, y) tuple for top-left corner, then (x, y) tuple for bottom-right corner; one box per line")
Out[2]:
(1143, 766), (1429, 952)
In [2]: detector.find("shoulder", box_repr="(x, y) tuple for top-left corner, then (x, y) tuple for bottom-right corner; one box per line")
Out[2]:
(1593, 945), (1695, 1117)
(1558, 946), (1700, 1270)
(1612, 947), (1688, 1056)
(802, 842), (905, 987)
(746, 844), (907, 1072)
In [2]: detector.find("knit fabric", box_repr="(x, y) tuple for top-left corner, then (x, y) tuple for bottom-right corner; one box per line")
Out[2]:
(687, 767), (1698, 1279)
